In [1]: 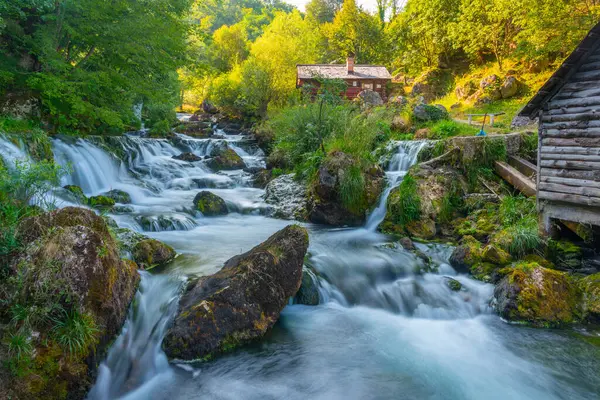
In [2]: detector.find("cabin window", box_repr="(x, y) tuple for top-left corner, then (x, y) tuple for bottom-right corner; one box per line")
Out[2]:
(363, 83), (373, 90)
(352, 81), (358, 87)
(376, 84), (382, 89)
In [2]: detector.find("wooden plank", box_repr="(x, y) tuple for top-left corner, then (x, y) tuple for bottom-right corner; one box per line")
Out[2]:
(541, 146), (600, 155)
(538, 190), (600, 207)
(554, 87), (600, 100)
(542, 113), (600, 123)
(508, 155), (537, 178)
(543, 121), (600, 130)
(541, 137), (600, 147)
(540, 167), (600, 180)
(540, 160), (600, 170)
(538, 182), (600, 197)
(560, 80), (600, 92)
(542, 203), (600, 226)
(541, 176), (600, 189)
(573, 70), (600, 81)
(574, 61), (600, 73)
(545, 128), (600, 137)
(494, 161), (536, 197)
(548, 96), (600, 109)
(541, 153), (600, 162)
(547, 106), (600, 115)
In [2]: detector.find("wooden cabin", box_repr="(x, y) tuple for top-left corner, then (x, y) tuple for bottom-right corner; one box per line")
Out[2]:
(519, 22), (600, 235)
(296, 56), (392, 100)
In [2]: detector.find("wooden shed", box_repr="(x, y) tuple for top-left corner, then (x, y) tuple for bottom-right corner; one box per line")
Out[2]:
(297, 56), (392, 100)
(519, 22), (600, 235)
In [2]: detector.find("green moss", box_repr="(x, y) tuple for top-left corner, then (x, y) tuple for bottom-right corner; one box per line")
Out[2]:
(132, 238), (175, 269)
(579, 273), (600, 320)
(339, 164), (366, 213)
(546, 239), (583, 270)
(387, 173), (421, 226)
(88, 195), (115, 209)
(500, 264), (581, 327)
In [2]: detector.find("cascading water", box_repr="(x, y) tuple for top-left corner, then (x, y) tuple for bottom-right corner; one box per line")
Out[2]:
(365, 140), (429, 231)
(2, 130), (599, 399)
(87, 272), (183, 400)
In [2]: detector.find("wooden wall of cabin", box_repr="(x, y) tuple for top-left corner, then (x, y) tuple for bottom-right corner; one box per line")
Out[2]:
(537, 45), (600, 228)
(297, 79), (389, 100)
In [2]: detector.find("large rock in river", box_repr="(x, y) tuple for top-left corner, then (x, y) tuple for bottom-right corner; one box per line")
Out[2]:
(1, 207), (139, 399)
(207, 146), (246, 170)
(163, 225), (309, 360)
(194, 191), (228, 216)
(493, 262), (581, 327)
(308, 151), (385, 226)
(264, 173), (308, 220)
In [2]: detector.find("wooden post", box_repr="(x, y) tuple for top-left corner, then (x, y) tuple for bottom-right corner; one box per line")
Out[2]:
(489, 115), (495, 126)
(467, 115), (473, 125)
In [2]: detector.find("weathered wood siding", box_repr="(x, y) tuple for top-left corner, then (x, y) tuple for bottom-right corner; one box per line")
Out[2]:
(538, 46), (600, 209)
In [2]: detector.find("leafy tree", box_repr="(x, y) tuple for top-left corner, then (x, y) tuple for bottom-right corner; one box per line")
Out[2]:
(212, 24), (249, 71)
(323, 0), (384, 63)
(305, 0), (343, 24)
(450, 0), (519, 70)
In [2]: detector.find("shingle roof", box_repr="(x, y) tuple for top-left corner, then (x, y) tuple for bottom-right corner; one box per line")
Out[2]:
(297, 64), (392, 80)
(519, 21), (600, 118)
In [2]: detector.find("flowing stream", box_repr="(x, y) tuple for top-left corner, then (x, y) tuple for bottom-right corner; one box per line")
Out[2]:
(1, 130), (599, 400)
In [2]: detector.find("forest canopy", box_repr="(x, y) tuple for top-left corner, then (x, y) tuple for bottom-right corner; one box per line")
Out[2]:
(1, 0), (599, 132)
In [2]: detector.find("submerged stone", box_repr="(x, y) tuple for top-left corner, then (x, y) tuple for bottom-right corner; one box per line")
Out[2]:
(445, 277), (463, 291)
(163, 225), (309, 361)
(132, 239), (176, 270)
(63, 184), (87, 203)
(101, 189), (132, 204)
(193, 191), (228, 216)
(88, 195), (116, 209)
(294, 267), (320, 306)
(207, 147), (245, 170)
(173, 152), (202, 162)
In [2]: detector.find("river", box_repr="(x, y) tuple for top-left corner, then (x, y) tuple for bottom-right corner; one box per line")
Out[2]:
(2, 128), (600, 400)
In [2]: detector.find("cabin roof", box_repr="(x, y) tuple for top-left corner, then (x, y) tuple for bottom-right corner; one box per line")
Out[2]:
(297, 64), (392, 80)
(519, 21), (600, 118)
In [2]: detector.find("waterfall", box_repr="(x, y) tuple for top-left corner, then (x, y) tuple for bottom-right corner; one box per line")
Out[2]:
(87, 272), (183, 400)
(365, 140), (429, 231)
(0, 135), (31, 167)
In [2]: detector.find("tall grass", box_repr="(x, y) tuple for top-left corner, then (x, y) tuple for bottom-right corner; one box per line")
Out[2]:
(339, 165), (365, 212)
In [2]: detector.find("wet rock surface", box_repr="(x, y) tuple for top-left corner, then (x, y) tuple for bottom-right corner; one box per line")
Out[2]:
(163, 225), (309, 360)
(193, 191), (229, 216)
(264, 174), (308, 220)
(2, 207), (139, 398)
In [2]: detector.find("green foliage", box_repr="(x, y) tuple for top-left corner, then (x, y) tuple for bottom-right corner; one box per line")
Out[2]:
(427, 120), (479, 139)
(519, 132), (538, 161)
(0, 160), (66, 258)
(51, 310), (99, 355)
(339, 165), (365, 211)
(5, 332), (33, 361)
(499, 195), (542, 256)
(392, 173), (421, 225)
(1, 0), (191, 134)
(438, 181), (464, 223)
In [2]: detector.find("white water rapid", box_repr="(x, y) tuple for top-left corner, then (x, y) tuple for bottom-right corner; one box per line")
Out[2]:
(1, 130), (599, 400)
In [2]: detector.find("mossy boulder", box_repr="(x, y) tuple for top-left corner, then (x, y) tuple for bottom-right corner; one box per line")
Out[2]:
(494, 262), (581, 327)
(88, 195), (115, 210)
(193, 191), (228, 216)
(579, 273), (600, 322)
(63, 184), (87, 203)
(445, 277), (463, 291)
(172, 152), (202, 162)
(132, 239), (176, 270)
(1, 207), (139, 399)
(173, 121), (213, 138)
(449, 236), (482, 273)
(163, 225), (309, 360)
(100, 189), (132, 204)
(546, 239), (583, 271)
(207, 147), (246, 170)
(383, 165), (466, 238)
(308, 151), (385, 226)
(482, 244), (511, 265)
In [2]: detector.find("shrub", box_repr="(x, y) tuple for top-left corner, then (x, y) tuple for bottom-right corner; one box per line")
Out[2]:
(339, 165), (365, 212)
(391, 174), (421, 225)
(145, 103), (177, 129)
(428, 120), (479, 139)
(51, 310), (99, 355)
